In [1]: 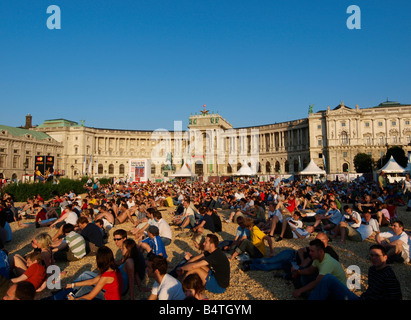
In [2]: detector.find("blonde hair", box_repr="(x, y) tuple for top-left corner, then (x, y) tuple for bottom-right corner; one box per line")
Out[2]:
(35, 232), (52, 249)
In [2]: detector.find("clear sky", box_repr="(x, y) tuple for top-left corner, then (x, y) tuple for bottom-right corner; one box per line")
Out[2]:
(1, 0), (411, 130)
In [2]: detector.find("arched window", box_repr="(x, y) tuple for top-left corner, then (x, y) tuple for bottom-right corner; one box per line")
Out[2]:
(266, 162), (271, 173)
(284, 160), (289, 173)
(343, 163), (349, 173)
(275, 161), (280, 172)
(119, 164), (125, 175)
(98, 164), (103, 174)
(108, 164), (114, 174)
(227, 164), (232, 174)
(341, 132), (348, 145)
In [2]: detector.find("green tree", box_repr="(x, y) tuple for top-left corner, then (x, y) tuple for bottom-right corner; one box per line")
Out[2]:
(353, 153), (373, 173)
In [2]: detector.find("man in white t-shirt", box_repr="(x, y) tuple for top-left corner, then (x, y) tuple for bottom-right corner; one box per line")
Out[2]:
(332, 205), (361, 243)
(375, 220), (410, 264)
(50, 204), (79, 243)
(153, 210), (172, 246)
(147, 255), (185, 300)
(173, 199), (196, 230)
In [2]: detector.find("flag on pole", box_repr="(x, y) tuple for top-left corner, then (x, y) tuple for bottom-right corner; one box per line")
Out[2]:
(298, 156), (301, 171)
(323, 155), (326, 171)
(82, 155), (86, 175)
(88, 155), (93, 175)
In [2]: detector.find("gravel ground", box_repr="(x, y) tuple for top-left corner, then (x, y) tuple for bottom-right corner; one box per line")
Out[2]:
(4, 198), (411, 300)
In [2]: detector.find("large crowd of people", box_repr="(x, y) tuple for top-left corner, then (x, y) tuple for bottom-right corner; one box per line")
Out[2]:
(0, 172), (410, 300)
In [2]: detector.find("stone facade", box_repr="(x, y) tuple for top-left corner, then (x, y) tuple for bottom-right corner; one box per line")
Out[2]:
(1, 101), (410, 180)
(0, 119), (64, 181)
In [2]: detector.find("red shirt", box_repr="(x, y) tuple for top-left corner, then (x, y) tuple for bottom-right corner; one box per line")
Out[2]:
(101, 270), (123, 300)
(24, 262), (46, 290)
(35, 208), (47, 223)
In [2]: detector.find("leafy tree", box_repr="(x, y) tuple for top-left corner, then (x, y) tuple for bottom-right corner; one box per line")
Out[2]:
(354, 153), (373, 173)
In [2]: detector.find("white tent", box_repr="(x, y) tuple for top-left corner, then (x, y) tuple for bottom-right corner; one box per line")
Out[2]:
(170, 164), (197, 178)
(299, 159), (326, 175)
(233, 163), (256, 176)
(378, 156), (406, 173)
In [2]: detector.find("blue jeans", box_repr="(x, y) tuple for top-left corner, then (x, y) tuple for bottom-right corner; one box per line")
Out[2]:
(249, 249), (296, 271)
(73, 271), (105, 300)
(308, 274), (359, 300)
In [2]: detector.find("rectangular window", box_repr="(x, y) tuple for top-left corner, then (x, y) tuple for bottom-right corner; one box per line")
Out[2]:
(365, 122), (370, 127)
(406, 120), (410, 125)
(318, 139), (322, 146)
(319, 153), (323, 158)
(343, 152), (348, 157)
(12, 155), (19, 169)
(341, 122), (346, 127)
(392, 121), (396, 126)
(0, 148), (5, 153)
(378, 122), (383, 127)
(317, 125), (321, 129)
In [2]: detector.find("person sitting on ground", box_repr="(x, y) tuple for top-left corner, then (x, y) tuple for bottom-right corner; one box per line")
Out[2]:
(225, 198), (252, 223)
(286, 211), (313, 239)
(312, 200), (342, 233)
(117, 238), (148, 299)
(131, 208), (158, 241)
(191, 207), (217, 250)
(147, 254), (185, 300)
(77, 216), (104, 256)
(172, 199), (196, 231)
(240, 232), (336, 274)
(152, 210), (172, 246)
(52, 223), (87, 262)
(229, 217), (274, 261)
(219, 216), (250, 256)
(177, 234), (230, 294)
(10, 251), (46, 292)
(49, 204), (79, 243)
(139, 225), (168, 259)
(375, 220), (410, 264)
(308, 244), (402, 300)
(182, 273), (209, 300)
(265, 201), (294, 241)
(334, 210), (379, 244)
(93, 205), (115, 230)
(113, 203), (136, 225)
(291, 238), (347, 299)
(247, 200), (266, 225)
(332, 205), (361, 243)
(66, 246), (123, 300)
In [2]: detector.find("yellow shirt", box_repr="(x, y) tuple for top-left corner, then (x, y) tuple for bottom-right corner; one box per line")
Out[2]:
(166, 196), (174, 208)
(250, 226), (266, 256)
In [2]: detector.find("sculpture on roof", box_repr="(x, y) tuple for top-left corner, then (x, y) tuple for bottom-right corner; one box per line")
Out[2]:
(308, 104), (314, 114)
(200, 104), (209, 115)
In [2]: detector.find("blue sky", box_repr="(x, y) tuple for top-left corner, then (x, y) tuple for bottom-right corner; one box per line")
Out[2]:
(1, 0), (411, 130)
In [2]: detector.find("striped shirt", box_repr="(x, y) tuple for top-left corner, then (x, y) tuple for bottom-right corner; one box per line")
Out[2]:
(360, 266), (402, 300)
(65, 231), (87, 259)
